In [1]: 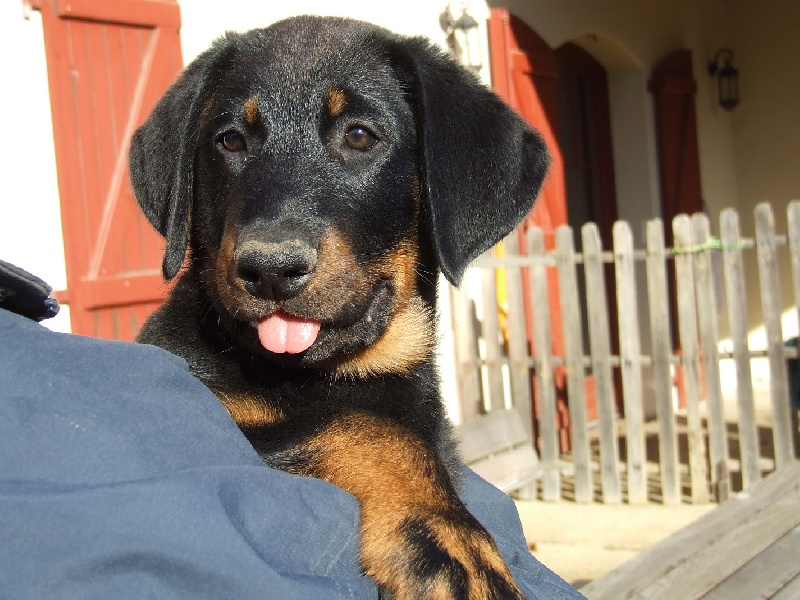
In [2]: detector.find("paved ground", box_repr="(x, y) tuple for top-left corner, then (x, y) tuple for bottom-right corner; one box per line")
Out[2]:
(515, 499), (715, 591)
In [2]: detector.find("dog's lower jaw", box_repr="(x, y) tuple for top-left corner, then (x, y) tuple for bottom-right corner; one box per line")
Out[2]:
(209, 272), (435, 377)
(332, 295), (435, 379)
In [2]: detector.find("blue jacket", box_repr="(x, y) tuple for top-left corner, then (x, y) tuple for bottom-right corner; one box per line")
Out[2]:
(0, 264), (581, 599)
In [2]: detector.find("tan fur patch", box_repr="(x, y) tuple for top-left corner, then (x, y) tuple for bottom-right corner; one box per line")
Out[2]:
(304, 412), (449, 516)
(207, 226), (269, 318)
(201, 97), (216, 119)
(333, 235), (432, 378)
(303, 412), (522, 599)
(215, 389), (284, 427)
(377, 238), (419, 303)
(327, 88), (347, 118)
(335, 296), (435, 379)
(297, 230), (370, 316)
(243, 96), (259, 124)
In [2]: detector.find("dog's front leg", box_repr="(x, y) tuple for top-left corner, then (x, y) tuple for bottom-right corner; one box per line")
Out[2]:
(252, 411), (524, 600)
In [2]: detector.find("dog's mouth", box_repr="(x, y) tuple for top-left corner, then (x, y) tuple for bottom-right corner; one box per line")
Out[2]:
(248, 280), (395, 364)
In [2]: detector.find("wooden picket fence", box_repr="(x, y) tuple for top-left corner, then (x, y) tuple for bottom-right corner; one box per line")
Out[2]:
(453, 201), (800, 505)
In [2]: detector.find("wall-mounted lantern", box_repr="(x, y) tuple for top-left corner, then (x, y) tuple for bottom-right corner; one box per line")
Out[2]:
(707, 49), (739, 111)
(440, 1), (483, 73)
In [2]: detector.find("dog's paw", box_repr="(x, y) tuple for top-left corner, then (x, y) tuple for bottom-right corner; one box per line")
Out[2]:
(362, 507), (524, 600)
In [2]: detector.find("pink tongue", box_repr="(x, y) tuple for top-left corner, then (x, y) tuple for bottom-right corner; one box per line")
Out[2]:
(257, 313), (321, 354)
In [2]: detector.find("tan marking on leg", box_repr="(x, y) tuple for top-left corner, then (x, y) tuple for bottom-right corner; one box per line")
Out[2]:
(327, 88), (347, 118)
(303, 412), (451, 521)
(303, 412), (523, 599)
(243, 96), (260, 124)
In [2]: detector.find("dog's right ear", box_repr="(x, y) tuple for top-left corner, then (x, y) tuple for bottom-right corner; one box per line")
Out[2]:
(128, 36), (236, 280)
(389, 36), (550, 287)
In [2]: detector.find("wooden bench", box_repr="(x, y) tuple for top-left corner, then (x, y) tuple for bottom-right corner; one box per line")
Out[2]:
(582, 460), (800, 599)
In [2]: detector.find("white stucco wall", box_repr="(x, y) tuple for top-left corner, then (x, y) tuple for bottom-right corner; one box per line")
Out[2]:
(178, 1), (453, 63)
(721, 0), (800, 389)
(0, 4), (70, 332)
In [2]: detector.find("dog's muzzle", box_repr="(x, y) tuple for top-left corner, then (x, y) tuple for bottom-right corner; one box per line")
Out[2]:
(234, 238), (317, 302)
(233, 237), (322, 355)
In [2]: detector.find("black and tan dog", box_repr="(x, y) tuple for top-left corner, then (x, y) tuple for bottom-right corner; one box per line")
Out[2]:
(130, 15), (548, 599)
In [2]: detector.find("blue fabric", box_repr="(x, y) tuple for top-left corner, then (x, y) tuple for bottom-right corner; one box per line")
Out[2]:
(0, 307), (582, 599)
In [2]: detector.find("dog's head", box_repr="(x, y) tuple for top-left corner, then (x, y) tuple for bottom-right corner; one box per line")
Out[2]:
(130, 16), (548, 377)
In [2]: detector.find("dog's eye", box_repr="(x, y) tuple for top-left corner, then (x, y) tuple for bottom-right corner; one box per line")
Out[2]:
(219, 131), (246, 153)
(344, 126), (378, 151)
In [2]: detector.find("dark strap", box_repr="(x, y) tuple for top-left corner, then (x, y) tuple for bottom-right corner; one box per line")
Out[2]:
(0, 259), (60, 321)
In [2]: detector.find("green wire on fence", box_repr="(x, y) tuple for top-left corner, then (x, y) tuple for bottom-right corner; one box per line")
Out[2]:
(671, 235), (753, 254)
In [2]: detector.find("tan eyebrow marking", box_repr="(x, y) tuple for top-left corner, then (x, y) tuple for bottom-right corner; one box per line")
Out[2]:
(243, 96), (259, 124)
(328, 88), (347, 118)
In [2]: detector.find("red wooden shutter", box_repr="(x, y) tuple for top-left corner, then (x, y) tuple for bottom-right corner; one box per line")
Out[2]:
(30, 0), (183, 340)
(649, 49), (704, 239)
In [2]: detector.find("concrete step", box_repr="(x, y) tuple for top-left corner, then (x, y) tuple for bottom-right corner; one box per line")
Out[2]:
(515, 500), (714, 590)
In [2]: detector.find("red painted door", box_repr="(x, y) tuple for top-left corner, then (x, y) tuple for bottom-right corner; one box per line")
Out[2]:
(488, 8), (571, 446)
(556, 42), (622, 421)
(29, 0), (183, 340)
(556, 42), (619, 249)
(489, 9), (567, 242)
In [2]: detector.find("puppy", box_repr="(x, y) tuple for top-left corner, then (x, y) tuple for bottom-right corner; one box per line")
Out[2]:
(130, 15), (548, 599)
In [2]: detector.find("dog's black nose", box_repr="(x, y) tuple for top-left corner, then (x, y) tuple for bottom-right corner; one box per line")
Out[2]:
(234, 239), (317, 301)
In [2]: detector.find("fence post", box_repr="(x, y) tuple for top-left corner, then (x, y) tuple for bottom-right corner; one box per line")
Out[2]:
(755, 203), (793, 468)
(481, 264), (505, 413)
(502, 237), (538, 499)
(789, 202), (800, 342)
(503, 238), (534, 434)
(556, 226), (593, 503)
(789, 201), (800, 459)
(614, 221), (647, 504)
(673, 215), (710, 504)
(583, 223), (621, 504)
(450, 285), (483, 423)
(529, 229), (560, 501)
(691, 213), (729, 501)
(720, 209), (761, 489)
(646, 220), (681, 504)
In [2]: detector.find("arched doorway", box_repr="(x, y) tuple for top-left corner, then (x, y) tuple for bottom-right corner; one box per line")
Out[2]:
(556, 42), (619, 249)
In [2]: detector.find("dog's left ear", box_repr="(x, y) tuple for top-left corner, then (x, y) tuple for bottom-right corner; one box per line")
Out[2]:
(396, 38), (550, 286)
